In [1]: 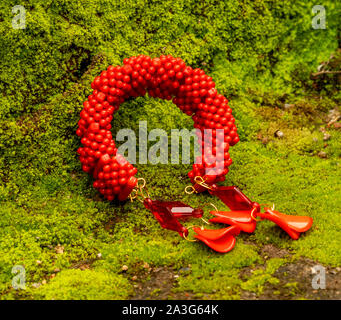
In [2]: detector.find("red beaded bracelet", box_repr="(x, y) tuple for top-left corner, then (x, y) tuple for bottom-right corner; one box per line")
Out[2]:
(76, 55), (313, 253)
(76, 54), (239, 201)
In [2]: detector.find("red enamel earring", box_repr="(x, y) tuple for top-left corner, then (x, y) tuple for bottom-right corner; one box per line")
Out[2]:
(186, 177), (313, 240)
(129, 179), (241, 253)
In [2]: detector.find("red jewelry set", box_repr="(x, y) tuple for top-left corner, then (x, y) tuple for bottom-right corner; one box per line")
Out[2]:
(76, 55), (313, 253)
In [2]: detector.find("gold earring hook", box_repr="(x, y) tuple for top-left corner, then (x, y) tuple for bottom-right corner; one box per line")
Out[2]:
(129, 177), (151, 203)
(197, 202), (218, 225)
(250, 206), (262, 222)
(184, 176), (213, 195)
(184, 185), (197, 194)
(194, 176), (213, 190)
(182, 225), (204, 242)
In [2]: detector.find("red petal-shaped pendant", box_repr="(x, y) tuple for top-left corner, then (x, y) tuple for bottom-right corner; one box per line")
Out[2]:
(258, 208), (313, 240)
(194, 233), (237, 253)
(192, 225), (240, 253)
(209, 210), (257, 233)
(193, 225), (240, 240)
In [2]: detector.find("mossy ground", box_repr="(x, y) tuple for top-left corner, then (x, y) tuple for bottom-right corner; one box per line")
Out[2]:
(0, 0), (340, 300)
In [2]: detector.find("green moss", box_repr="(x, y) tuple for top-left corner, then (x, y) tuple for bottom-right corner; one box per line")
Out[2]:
(0, 0), (340, 300)
(30, 269), (132, 300)
(172, 241), (261, 299)
(240, 258), (286, 295)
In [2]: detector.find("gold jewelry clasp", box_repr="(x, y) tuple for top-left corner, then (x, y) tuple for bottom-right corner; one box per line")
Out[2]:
(129, 178), (151, 203)
(250, 206), (262, 222)
(183, 225), (204, 242)
(184, 176), (213, 194)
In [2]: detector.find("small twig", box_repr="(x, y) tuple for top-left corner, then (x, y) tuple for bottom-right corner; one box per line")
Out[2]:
(327, 115), (341, 128)
(312, 70), (341, 76)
